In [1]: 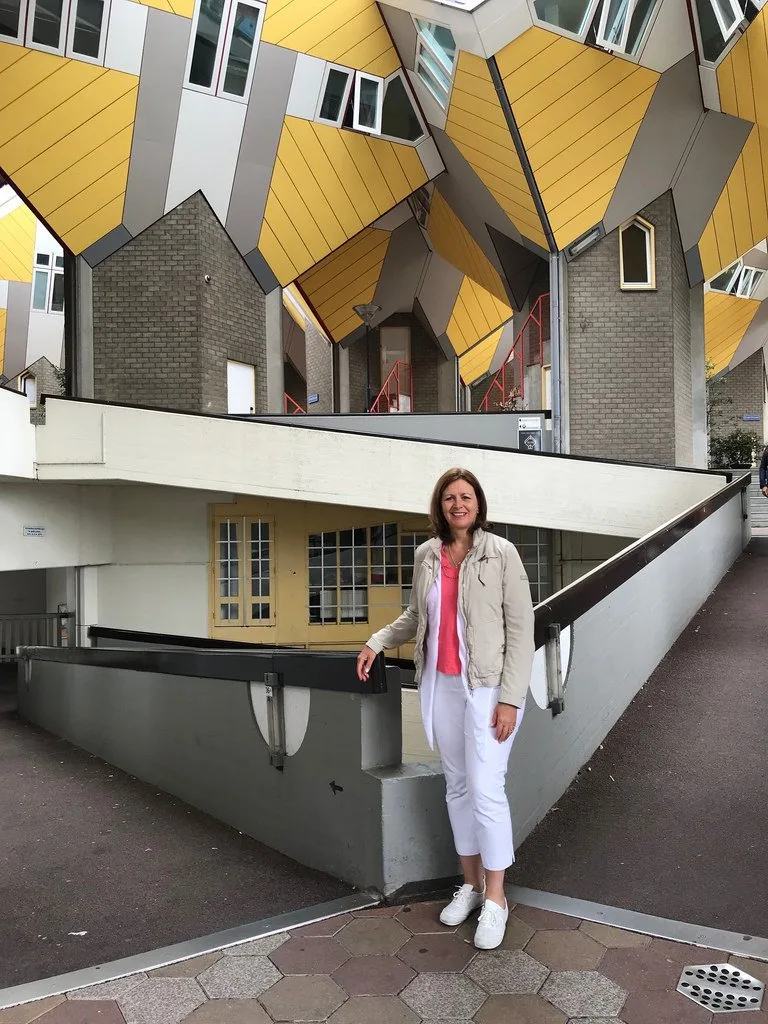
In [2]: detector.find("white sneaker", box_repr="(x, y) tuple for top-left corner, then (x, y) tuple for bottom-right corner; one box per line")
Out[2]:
(439, 883), (484, 926)
(474, 898), (509, 949)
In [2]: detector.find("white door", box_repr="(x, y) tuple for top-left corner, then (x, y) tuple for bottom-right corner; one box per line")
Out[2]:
(227, 360), (255, 414)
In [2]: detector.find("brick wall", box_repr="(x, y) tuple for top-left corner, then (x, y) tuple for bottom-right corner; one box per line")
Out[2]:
(348, 332), (378, 413)
(305, 321), (334, 413)
(93, 193), (267, 414)
(345, 315), (443, 413)
(567, 192), (694, 466)
(19, 355), (64, 424)
(709, 349), (764, 438)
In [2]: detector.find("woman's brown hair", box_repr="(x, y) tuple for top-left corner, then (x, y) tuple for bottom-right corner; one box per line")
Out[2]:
(429, 468), (490, 543)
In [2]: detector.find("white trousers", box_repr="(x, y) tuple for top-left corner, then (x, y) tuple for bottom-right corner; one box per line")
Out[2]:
(432, 671), (524, 872)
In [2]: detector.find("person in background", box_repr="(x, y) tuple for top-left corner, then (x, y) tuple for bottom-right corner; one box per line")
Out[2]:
(357, 468), (535, 950)
(760, 445), (768, 498)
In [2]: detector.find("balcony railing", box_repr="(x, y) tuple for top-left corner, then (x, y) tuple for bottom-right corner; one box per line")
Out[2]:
(477, 294), (550, 411)
(0, 611), (76, 662)
(369, 361), (413, 414)
(284, 393), (306, 415)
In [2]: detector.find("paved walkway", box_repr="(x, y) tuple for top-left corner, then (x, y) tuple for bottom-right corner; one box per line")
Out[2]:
(3, 899), (767, 1024)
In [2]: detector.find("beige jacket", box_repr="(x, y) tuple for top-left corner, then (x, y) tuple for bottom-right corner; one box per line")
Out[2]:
(366, 528), (535, 707)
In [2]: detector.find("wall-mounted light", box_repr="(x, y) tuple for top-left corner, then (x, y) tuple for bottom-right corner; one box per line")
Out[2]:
(565, 225), (605, 261)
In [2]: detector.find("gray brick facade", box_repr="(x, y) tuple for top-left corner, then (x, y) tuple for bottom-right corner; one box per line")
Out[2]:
(92, 193), (267, 414)
(305, 321), (333, 413)
(567, 192), (697, 466)
(345, 315), (443, 413)
(709, 349), (764, 439)
(16, 355), (64, 424)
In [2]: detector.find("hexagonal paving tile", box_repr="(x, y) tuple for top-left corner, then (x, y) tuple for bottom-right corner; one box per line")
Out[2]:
(27, 1003), (125, 1024)
(150, 954), (222, 978)
(600, 945), (689, 993)
(259, 975), (345, 1022)
(291, 914), (353, 937)
(466, 950), (549, 994)
(181, 999), (272, 1024)
(621, 988), (711, 1024)
(352, 907), (400, 918)
(526, 929), (606, 970)
(327, 995), (419, 1024)
(396, 901), (456, 934)
(225, 934), (288, 957)
(67, 976), (147, 1001)
(119, 979), (206, 1024)
(475, 993), (567, 1024)
(513, 907), (581, 931)
(579, 922), (651, 949)
(332, 954), (415, 995)
(269, 936), (349, 975)
(197, 956), (281, 999)
(0, 997), (65, 1024)
(338, 918), (411, 956)
(473, 914), (535, 951)
(397, 933), (476, 973)
(540, 971), (626, 1018)
(400, 972), (487, 1019)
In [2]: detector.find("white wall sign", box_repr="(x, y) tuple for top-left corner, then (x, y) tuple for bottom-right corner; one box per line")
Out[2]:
(23, 526), (45, 537)
(518, 416), (541, 430)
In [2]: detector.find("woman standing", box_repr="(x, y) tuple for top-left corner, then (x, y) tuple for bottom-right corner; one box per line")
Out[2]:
(357, 468), (535, 950)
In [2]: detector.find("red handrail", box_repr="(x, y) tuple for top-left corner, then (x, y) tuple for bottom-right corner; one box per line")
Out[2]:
(369, 360), (413, 414)
(284, 393), (305, 414)
(477, 294), (550, 412)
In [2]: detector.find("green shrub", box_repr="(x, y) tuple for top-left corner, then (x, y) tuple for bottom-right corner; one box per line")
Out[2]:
(709, 428), (762, 468)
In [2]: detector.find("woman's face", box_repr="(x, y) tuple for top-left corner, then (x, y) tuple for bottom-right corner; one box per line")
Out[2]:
(441, 478), (479, 532)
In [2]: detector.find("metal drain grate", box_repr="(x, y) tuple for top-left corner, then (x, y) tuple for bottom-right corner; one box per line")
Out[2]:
(678, 963), (765, 1013)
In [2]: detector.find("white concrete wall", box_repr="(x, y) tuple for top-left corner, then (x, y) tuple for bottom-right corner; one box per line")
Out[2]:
(94, 486), (215, 637)
(508, 493), (746, 847)
(36, 398), (729, 539)
(0, 387), (35, 479)
(27, 310), (65, 367)
(0, 484), (113, 571)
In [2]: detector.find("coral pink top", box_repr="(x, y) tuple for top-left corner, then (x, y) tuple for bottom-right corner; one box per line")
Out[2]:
(437, 546), (462, 675)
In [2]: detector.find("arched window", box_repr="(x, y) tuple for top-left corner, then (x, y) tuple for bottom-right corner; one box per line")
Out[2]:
(20, 372), (37, 407)
(619, 217), (655, 290)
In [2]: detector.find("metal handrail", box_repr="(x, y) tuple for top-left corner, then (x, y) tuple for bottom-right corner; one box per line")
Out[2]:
(0, 611), (75, 661)
(369, 360), (413, 414)
(283, 393), (305, 414)
(478, 294), (550, 411)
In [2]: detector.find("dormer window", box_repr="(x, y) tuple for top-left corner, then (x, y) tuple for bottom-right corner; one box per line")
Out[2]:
(186, 0), (265, 101)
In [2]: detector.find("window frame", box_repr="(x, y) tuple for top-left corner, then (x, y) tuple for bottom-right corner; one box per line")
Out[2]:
(31, 252), (65, 314)
(0, 0), (29, 43)
(596, 0), (636, 51)
(20, 372), (38, 408)
(707, 0), (744, 43)
(378, 68), (428, 146)
(65, 0), (109, 65)
(26, 0), (67, 55)
(352, 70), (384, 134)
(185, 0), (266, 103)
(213, 515), (275, 627)
(307, 528), (369, 626)
(619, 215), (656, 291)
(22, 0), (111, 62)
(528, 0), (601, 44)
(413, 17), (457, 110)
(315, 62), (355, 127)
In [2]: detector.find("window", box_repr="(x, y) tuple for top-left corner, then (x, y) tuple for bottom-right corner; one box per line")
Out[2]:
(308, 529), (368, 624)
(407, 186), (432, 227)
(380, 71), (426, 144)
(370, 523), (399, 585)
(693, 0), (761, 62)
(316, 64), (354, 127)
(414, 19), (456, 110)
(400, 531), (430, 610)
(32, 252), (65, 314)
(491, 524), (553, 605)
(532, 0), (659, 54)
(353, 72), (383, 134)
(214, 516), (274, 625)
(187, 0), (264, 101)
(710, 260), (766, 298)
(20, 372), (37, 407)
(4, 0), (110, 61)
(619, 217), (655, 290)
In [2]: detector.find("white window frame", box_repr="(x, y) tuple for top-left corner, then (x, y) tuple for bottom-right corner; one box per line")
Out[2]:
(352, 70), (384, 134)
(413, 17), (456, 110)
(23, 0), (111, 62)
(619, 216), (656, 290)
(707, 0), (744, 42)
(20, 372), (38, 407)
(0, 0), (29, 43)
(185, 0), (265, 103)
(65, 0), (110, 65)
(315, 62), (354, 127)
(527, 0), (601, 44)
(596, 0), (636, 51)
(31, 252), (65, 314)
(378, 69), (428, 146)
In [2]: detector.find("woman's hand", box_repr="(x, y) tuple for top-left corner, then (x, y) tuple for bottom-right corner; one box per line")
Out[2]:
(491, 702), (518, 742)
(357, 645), (377, 681)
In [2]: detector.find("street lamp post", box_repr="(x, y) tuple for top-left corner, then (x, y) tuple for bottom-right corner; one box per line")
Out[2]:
(353, 303), (381, 412)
